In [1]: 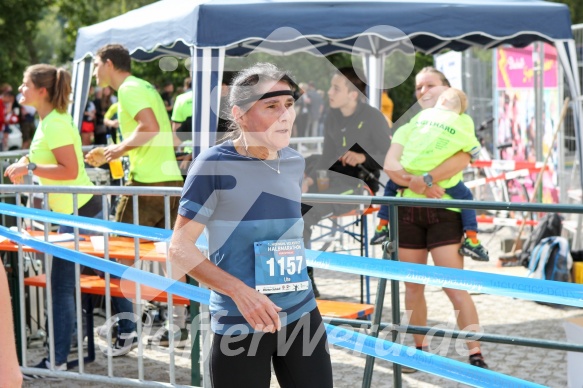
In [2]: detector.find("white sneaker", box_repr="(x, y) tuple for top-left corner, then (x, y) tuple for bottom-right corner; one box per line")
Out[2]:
(96, 320), (118, 341)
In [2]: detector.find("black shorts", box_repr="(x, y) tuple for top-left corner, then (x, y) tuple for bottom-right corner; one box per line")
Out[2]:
(397, 207), (463, 250)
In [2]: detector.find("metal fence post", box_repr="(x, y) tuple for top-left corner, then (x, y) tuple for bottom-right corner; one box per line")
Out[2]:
(190, 278), (202, 386)
(361, 205), (399, 388)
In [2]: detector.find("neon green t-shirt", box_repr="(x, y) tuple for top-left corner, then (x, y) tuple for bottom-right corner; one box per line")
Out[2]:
(104, 102), (118, 120)
(29, 110), (94, 214)
(170, 91), (192, 123)
(117, 76), (183, 183)
(393, 109), (479, 199)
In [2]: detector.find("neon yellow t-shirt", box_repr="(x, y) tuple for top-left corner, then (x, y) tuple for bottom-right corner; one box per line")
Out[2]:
(104, 102), (118, 120)
(117, 76), (183, 183)
(170, 91), (192, 123)
(393, 109), (479, 199)
(29, 110), (94, 214)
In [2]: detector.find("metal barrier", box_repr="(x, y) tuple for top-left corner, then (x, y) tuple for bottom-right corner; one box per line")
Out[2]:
(288, 136), (324, 156)
(303, 193), (583, 387)
(0, 184), (195, 386)
(2, 183), (583, 386)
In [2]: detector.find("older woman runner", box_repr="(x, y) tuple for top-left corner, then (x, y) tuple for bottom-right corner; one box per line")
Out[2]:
(169, 63), (333, 388)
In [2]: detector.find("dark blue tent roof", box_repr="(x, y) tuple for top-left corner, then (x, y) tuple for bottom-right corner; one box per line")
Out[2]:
(72, 0), (583, 188)
(74, 0), (573, 61)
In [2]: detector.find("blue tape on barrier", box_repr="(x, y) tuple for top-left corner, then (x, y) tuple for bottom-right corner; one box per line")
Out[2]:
(324, 323), (545, 388)
(2, 202), (581, 307)
(0, 202), (208, 250)
(0, 205), (553, 386)
(0, 226), (211, 305)
(306, 250), (583, 308)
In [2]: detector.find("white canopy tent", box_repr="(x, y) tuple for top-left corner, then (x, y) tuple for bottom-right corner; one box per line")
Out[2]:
(71, 0), (582, 186)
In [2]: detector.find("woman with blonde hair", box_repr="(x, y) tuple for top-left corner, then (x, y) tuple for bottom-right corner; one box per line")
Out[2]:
(383, 66), (488, 372)
(4, 65), (133, 376)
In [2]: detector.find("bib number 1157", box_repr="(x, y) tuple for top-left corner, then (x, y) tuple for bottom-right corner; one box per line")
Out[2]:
(254, 239), (310, 294)
(266, 256), (304, 277)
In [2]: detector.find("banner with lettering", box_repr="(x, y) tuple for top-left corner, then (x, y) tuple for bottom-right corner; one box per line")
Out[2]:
(497, 45), (558, 89)
(495, 43), (559, 204)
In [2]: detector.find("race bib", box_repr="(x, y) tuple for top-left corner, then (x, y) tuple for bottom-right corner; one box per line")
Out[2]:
(254, 238), (309, 294)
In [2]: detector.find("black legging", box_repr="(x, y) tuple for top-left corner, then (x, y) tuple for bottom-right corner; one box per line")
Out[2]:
(210, 308), (333, 388)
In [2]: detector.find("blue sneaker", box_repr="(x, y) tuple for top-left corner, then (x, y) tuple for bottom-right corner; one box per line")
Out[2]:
(459, 239), (489, 261)
(370, 225), (389, 245)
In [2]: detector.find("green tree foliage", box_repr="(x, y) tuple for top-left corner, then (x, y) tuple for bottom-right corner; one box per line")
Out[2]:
(0, 0), (158, 90)
(51, 0), (184, 91)
(221, 50), (431, 124)
(54, 0), (157, 62)
(1, 0), (579, 99)
(387, 52), (434, 123)
(550, 0), (583, 24)
(0, 0), (50, 88)
(131, 60), (190, 93)
(225, 52), (353, 92)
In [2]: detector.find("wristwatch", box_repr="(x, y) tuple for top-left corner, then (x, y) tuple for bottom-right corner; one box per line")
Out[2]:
(27, 163), (37, 176)
(422, 172), (433, 188)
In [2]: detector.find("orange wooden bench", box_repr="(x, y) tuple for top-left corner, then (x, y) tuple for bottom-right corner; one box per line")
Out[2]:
(0, 234), (167, 262)
(24, 273), (372, 368)
(24, 275), (372, 320)
(24, 274), (191, 368)
(316, 300), (374, 319)
(14, 233), (375, 319)
(24, 274), (190, 305)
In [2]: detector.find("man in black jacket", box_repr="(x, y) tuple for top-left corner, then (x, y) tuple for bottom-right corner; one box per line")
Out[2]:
(302, 67), (391, 296)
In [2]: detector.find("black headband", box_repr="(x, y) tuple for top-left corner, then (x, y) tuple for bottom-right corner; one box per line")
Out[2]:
(235, 90), (294, 106)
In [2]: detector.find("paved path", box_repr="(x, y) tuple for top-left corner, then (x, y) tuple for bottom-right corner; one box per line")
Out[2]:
(23, 225), (582, 387)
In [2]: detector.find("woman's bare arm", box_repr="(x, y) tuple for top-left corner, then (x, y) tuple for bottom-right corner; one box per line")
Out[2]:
(383, 143), (411, 186)
(408, 151), (470, 194)
(4, 144), (79, 183)
(169, 215), (282, 333)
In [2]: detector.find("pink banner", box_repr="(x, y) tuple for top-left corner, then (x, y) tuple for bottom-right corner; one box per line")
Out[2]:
(497, 44), (557, 89)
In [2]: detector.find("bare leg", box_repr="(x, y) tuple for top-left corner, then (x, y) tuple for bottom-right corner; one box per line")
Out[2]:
(431, 244), (482, 354)
(0, 266), (23, 386)
(81, 132), (93, 146)
(399, 247), (429, 347)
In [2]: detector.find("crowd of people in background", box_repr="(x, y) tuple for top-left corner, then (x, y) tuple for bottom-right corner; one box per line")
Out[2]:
(0, 82), (37, 151)
(2, 71), (357, 181)
(0, 48), (492, 385)
(2, 69), (395, 166)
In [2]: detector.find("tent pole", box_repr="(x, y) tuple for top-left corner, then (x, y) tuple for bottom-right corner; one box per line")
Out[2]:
(556, 41), (583, 194)
(363, 54), (385, 109)
(71, 57), (93, 131)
